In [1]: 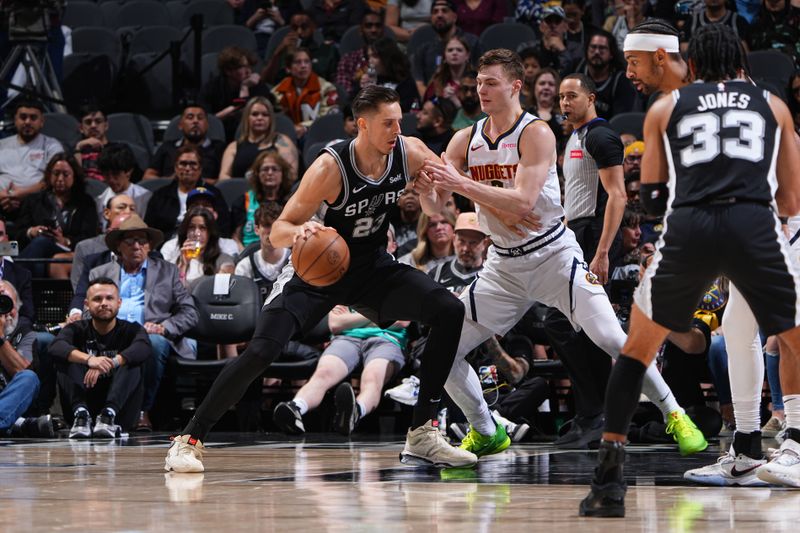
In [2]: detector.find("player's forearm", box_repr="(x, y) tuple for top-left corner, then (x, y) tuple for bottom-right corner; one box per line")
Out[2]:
(270, 220), (302, 249)
(460, 180), (537, 218)
(419, 189), (449, 217)
(0, 342), (31, 375)
(329, 313), (372, 334)
(597, 193), (626, 254)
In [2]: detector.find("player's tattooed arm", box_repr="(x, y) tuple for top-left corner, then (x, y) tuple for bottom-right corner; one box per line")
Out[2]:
(271, 153), (342, 248)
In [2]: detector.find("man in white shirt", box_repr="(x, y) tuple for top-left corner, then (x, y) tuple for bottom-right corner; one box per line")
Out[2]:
(0, 99), (63, 216)
(234, 203), (289, 303)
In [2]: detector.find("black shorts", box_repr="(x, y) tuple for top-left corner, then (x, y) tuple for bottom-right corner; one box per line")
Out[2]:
(263, 250), (454, 338)
(635, 203), (800, 335)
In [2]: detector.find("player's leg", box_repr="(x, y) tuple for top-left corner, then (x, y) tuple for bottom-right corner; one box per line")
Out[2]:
(166, 287), (333, 472)
(274, 344), (354, 434)
(359, 264), (475, 467)
(335, 338), (404, 435)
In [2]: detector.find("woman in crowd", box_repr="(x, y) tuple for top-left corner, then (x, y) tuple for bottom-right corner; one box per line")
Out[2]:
(526, 68), (566, 150)
(385, 0), (433, 42)
(231, 151), (293, 247)
(168, 206), (235, 290)
(201, 46), (274, 142)
(15, 154), (98, 279)
(272, 48), (339, 141)
(398, 210), (455, 271)
(424, 35), (472, 104)
(519, 47), (543, 107)
(355, 37), (420, 112)
(218, 97), (298, 181)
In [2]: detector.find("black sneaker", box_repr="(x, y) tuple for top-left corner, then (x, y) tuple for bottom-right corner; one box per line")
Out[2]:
(334, 382), (359, 436)
(14, 414), (56, 438)
(93, 409), (120, 438)
(579, 441), (627, 518)
(554, 414), (604, 449)
(273, 401), (305, 434)
(69, 410), (92, 439)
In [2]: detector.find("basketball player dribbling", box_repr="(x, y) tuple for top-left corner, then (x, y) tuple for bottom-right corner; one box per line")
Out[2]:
(165, 86), (477, 473)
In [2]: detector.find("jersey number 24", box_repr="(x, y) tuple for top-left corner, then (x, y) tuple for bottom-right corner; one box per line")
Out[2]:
(676, 110), (765, 167)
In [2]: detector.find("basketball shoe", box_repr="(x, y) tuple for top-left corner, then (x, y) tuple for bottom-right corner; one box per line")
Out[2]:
(400, 421), (477, 468)
(459, 421), (511, 457)
(579, 440), (627, 518)
(93, 409), (121, 439)
(492, 410), (530, 442)
(273, 401), (305, 434)
(334, 382), (359, 436)
(384, 376), (419, 406)
(761, 416), (787, 438)
(666, 411), (708, 456)
(756, 437), (800, 488)
(683, 451), (767, 486)
(69, 409), (92, 439)
(164, 435), (205, 473)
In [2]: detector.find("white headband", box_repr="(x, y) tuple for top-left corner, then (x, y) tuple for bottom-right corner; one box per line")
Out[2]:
(623, 33), (680, 53)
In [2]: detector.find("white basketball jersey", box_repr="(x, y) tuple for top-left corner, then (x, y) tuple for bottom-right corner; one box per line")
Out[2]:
(465, 112), (565, 249)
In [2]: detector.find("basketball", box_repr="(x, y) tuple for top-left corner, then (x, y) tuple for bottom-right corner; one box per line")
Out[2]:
(293, 227), (350, 286)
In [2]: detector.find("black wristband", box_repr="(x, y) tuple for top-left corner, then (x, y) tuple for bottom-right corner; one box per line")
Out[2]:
(779, 216), (789, 224)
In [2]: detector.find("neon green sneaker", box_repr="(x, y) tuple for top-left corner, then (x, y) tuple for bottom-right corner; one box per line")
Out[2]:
(459, 421), (511, 457)
(666, 411), (708, 456)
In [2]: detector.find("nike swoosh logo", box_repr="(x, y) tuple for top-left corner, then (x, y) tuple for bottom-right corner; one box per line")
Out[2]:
(730, 465), (760, 477)
(353, 184), (367, 193)
(470, 144), (484, 151)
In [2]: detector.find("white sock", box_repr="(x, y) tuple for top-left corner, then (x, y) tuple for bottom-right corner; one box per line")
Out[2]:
(356, 401), (366, 418)
(784, 394), (800, 430)
(732, 400), (761, 434)
(641, 362), (682, 419)
(444, 357), (495, 435)
(293, 398), (308, 415)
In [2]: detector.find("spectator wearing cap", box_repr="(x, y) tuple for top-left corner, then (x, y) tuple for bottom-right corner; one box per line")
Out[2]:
(336, 11), (387, 95)
(143, 106), (226, 184)
(144, 146), (231, 240)
(428, 212), (488, 294)
(231, 151), (292, 248)
(160, 188), (241, 264)
(87, 214), (198, 432)
(534, 6), (585, 76)
(416, 98), (457, 155)
(452, 0), (506, 37)
(623, 140), (644, 178)
(412, 0), (479, 99)
(95, 143), (152, 231)
(0, 99), (63, 218)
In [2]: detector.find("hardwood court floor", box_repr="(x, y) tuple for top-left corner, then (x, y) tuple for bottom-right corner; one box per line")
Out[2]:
(0, 434), (797, 532)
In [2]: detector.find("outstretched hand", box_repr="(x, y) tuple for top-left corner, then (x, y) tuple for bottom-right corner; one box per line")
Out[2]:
(421, 153), (466, 192)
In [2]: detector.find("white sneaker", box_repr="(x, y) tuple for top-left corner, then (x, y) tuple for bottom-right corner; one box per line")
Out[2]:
(400, 420), (477, 468)
(756, 438), (800, 487)
(164, 435), (205, 473)
(761, 416), (787, 438)
(683, 451), (767, 486)
(385, 376), (419, 406)
(491, 409), (530, 443)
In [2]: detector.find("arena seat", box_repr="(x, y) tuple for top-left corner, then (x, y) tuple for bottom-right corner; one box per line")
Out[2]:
(71, 27), (122, 71)
(173, 0), (235, 28)
(126, 26), (184, 57)
(215, 178), (249, 208)
(62, 1), (106, 29)
(104, 0), (171, 29)
(42, 113), (81, 150)
(609, 111), (645, 140)
(477, 22), (537, 55)
(339, 25), (396, 56)
(406, 24), (438, 57)
(107, 113), (155, 154)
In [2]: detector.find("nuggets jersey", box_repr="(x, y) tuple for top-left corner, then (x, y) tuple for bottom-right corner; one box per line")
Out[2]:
(665, 80), (779, 208)
(319, 137), (410, 258)
(465, 112), (565, 250)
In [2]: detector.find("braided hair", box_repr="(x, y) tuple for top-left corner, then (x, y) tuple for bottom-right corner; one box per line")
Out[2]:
(687, 23), (746, 82)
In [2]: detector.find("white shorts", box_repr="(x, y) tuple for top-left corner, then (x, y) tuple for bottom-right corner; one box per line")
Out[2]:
(458, 228), (611, 349)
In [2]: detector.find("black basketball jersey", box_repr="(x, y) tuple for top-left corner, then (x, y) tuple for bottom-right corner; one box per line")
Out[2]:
(428, 257), (481, 296)
(666, 80), (779, 208)
(320, 137), (411, 258)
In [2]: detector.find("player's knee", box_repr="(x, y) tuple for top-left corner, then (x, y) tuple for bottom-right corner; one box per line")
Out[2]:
(424, 289), (465, 326)
(242, 336), (284, 363)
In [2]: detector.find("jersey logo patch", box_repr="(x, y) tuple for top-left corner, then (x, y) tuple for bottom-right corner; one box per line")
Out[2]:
(471, 143), (484, 152)
(389, 174), (403, 183)
(570, 150), (584, 159)
(585, 272), (602, 285)
(501, 142), (516, 149)
(353, 184), (367, 193)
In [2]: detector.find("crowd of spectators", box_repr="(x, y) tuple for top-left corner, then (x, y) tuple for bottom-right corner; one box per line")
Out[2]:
(1, 0), (799, 439)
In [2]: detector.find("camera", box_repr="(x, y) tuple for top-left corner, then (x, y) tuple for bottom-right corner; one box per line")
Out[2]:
(2, 0), (64, 42)
(0, 294), (14, 315)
